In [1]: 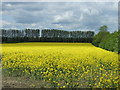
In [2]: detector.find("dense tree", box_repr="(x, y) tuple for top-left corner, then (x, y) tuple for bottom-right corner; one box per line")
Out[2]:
(92, 25), (119, 53)
(2, 29), (94, 43)
(41, 29), (94, 42)
(99, 31), (118, 52)
(99, 25), (108, 32)
(92, 25), (110, 46)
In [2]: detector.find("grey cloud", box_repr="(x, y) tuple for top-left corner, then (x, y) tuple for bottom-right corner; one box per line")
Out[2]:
(1, 2), (118, 32)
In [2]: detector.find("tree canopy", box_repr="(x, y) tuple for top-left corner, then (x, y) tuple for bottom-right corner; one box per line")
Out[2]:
(92, 25), (119, 53)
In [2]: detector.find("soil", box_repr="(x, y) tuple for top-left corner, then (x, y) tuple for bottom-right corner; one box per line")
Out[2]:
(2, 76), (48, 88)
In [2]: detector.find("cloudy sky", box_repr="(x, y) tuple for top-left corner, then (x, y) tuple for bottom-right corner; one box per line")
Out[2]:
(1, 2), (118, 33)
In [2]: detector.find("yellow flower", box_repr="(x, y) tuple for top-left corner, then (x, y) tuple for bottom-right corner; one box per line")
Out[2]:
(2, 42), (118, 88)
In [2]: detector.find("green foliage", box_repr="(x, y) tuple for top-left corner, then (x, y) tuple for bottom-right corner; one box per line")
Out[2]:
(118, 30), (120, 53)
(99, 31), (118, 52)
(92, 27), (110, 46)
(92, 25), (119, 53)
(99, 25), (108, 32)
(2, 29), (94, 43)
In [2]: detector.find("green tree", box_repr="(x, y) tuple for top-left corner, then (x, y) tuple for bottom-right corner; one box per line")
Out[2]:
(92, 25), (110, 46)
(99, 31), (118, 52)
(99, 25), (108, 32)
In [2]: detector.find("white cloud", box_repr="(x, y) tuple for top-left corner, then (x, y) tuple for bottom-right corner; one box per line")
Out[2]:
(31, 24), (36, 26)
(79, 14), (84, 21)
(1, 2), (118, 32)
(2, 20), (11, 25)
(54, 11), (73, 22)
(6, 4), (12, 7)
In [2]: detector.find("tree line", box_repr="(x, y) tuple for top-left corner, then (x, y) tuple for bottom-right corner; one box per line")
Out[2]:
(1, 29), (40, 43)
(1, 29), (94, 43)
(41, 29), (94, 42)
(92, 25), (119, 53)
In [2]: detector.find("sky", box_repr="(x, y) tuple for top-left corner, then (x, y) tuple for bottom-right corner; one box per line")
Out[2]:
(1, 2), (118, 33)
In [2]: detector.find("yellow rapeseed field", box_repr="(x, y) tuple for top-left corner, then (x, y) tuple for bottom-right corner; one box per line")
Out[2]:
(2, 43), (119, 88)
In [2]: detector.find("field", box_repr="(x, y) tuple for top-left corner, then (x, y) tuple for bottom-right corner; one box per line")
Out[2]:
(2, 43), (119, 88)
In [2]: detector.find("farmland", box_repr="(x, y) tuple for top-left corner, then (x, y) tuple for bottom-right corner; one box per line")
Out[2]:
(2, 43), (119, 88)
